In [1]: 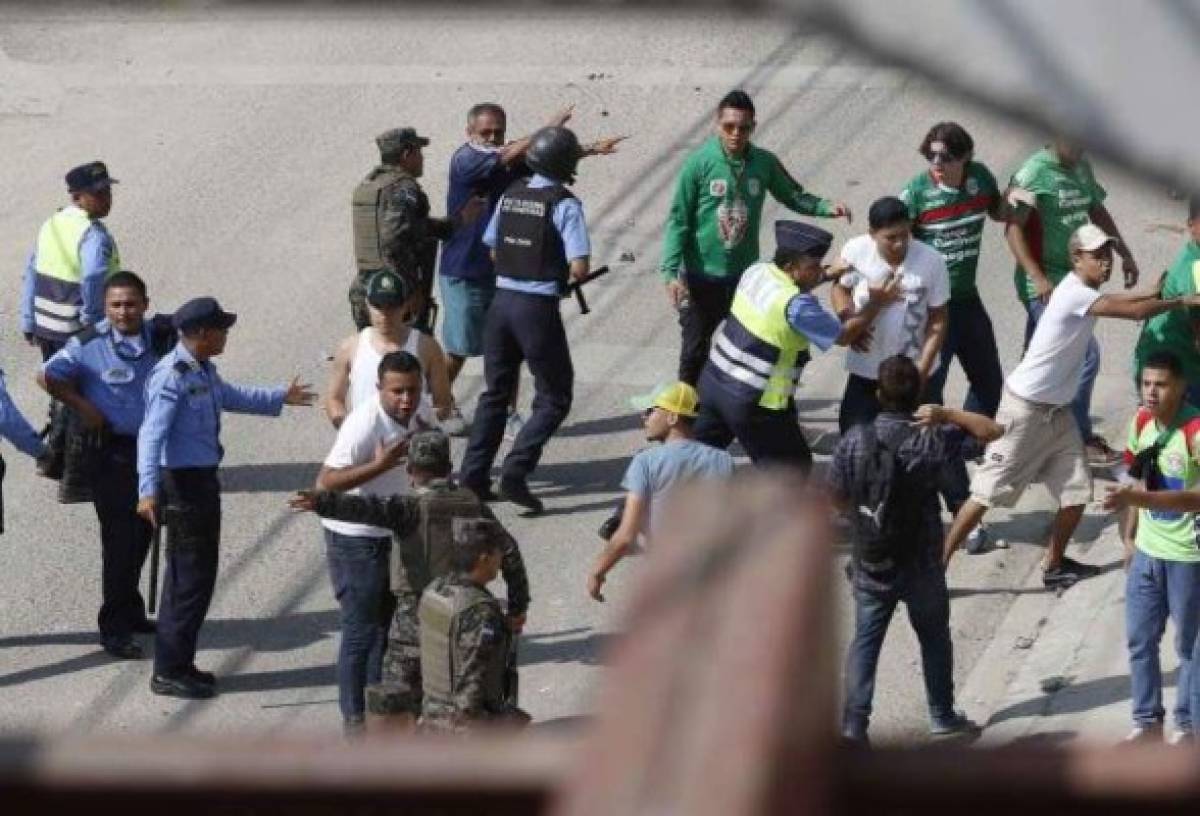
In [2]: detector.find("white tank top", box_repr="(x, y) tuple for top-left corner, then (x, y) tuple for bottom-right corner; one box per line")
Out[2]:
(347, 327), (425, 412)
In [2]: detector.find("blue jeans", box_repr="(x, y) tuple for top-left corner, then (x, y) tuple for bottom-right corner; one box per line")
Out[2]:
(325, 529), (395, 721)
(1125, 549), (1200, 731)
(843, 568), (956, 739)
(1024, 298), (1100, 441)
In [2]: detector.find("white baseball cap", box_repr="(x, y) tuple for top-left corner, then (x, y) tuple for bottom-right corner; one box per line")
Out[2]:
(1070, 223), (1118, 253)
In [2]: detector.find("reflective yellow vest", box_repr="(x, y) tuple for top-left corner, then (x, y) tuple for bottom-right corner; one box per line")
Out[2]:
(708, 262), (810, 410)
(32, 206), (120, 340)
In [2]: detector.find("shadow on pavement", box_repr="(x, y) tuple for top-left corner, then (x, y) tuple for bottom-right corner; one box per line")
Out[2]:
(521, 629), (612, 668)
(531, 456), (631, 500)
(220, 462), (323, 493)
(987, 669), (1178, 726)
(0, 649), (114, 688)
(218, 664), (335, 694)
(557, 414), (641, 439)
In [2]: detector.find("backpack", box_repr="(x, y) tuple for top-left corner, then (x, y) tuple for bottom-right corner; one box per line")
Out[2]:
(848, 422), (925, 578)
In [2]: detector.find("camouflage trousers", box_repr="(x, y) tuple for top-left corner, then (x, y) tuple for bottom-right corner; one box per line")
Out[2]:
(365, 590), (421, 717)
(417, 701), (532, 734)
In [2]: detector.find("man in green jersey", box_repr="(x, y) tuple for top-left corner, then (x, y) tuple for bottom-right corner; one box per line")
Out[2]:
(659, 90), (851, 385)
(1007, 137), (1140, 464)
(1105, 351), (1200, 746)
(1134, 196), (1200, 405)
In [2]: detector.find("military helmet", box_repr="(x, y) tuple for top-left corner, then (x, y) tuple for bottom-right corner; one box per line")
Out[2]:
(408, 430), (452, 474)
(526, 126), (582, 185)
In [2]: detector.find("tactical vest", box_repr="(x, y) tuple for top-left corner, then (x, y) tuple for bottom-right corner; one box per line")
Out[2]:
(419, 578), (508, 710)
(492, 179), (573, 286)
(391, 484), (486, 597)
(33, 207), (120, 342)
(707, 262), (811, 410)
(351, 165), (424, 274)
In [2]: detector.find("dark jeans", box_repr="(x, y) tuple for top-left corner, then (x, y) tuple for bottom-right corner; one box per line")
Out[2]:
(1125, 549), (1200, 731)
(843, 568), (956, 739)
(838, 373), (970, 515)
(923, 295), (1003, 417)
(693, 367), (812, 473)
(154, 467), (221, 677)
(325, 528), (395, 721)
(92, 436), (152, 642)
(677, 273), (738, 386)
(1025, 298), (1100, 440)
(460, 289), (573, 487)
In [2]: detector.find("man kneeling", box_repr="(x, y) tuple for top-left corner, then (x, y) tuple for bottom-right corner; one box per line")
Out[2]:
(419, 518), (530, 733)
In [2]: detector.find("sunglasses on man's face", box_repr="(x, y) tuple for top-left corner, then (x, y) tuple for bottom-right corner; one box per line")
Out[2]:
(928, 150), (961, 165)
(719, 121), (754, 135)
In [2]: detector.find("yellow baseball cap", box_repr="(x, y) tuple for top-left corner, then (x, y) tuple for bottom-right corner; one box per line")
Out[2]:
(629, 381), (699, 418)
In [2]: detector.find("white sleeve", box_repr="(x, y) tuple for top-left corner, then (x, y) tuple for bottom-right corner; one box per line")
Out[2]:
(1070, 280), (1102, 317)
(324, 406), (374, 468)
(928, 252), (951, 309)
(838, 238), (864, 289)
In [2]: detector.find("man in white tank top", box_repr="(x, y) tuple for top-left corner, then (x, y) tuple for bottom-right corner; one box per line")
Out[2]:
(325, 270), (454, 429)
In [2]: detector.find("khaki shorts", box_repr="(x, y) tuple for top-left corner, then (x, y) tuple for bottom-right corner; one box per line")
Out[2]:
(970, 389), (1093, 509)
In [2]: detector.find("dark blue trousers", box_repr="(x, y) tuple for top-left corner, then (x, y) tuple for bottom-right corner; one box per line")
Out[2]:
(923, 295), (1004, 418)
(153, 467), (221, 678)
(460, 289), (573, 487)
(92, 436), (152, 644)
(693, 367), (812, 473)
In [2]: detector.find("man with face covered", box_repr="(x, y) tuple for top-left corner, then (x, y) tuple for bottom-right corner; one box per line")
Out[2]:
(438, 103), (624, 435)
(659, 90), (851, 386)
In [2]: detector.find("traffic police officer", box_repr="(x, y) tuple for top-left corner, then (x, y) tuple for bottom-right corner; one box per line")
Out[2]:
(136, 297), (316, 699)
(693, 221), (894, 471)
(350, 127), (478, 332)
(459, 126), (591, 514)
(39, 271), (175, 659)
(290, 430), (529, 728)
(20, 161), (122, 480)
(418, 517), (530, 733)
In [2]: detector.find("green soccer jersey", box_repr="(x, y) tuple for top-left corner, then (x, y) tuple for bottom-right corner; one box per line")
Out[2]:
(1134, 240), (1200, 386)
(1125, 405), (1200, 563)
(659, 136), (835, 282)
(899, 162), (1000, 302)
(1009, 147), (1107, 303)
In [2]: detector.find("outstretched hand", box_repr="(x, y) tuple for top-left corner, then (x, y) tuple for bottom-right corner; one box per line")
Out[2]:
(373, 437), (409, 470)
(284, 376), (317, 406)
(589, 135), (628, 155)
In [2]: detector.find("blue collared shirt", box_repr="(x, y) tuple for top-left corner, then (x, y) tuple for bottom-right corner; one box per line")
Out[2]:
(484, 174), (590, 297)
(785, 293), (843, 352)
(42, 319), (161, 437)
(137, 343), (286, 498)
(439, 142), (528, 283)
(0, 373), (46, 459)
(20, 216), (117, 334)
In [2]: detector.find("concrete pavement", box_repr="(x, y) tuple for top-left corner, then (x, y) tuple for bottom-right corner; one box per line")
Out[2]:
(0, 5), (1189, 746)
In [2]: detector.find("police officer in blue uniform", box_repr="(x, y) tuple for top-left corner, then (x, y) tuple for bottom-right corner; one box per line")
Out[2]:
(40, 271), (176, 659)
(458, 126), (592, 515)
(136, 297), (316, 699)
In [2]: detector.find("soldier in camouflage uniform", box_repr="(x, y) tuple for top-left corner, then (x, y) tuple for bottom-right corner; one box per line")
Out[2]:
(290, 430), (528, 726)
(418, 517), (531, 733)
(350, 127), (479, 332)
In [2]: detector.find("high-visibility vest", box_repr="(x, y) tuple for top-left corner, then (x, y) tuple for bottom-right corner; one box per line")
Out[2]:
(32, 206), (119, 340)
(707, 262), (811, 410)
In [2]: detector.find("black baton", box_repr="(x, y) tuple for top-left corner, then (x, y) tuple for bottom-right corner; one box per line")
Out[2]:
(148, 507), (163, 615)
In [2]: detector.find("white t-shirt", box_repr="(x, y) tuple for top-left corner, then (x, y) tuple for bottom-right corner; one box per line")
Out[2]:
(321, 393), (437, 538)
(838, 235), (950, 380)
(1006, 273), (1100, 406)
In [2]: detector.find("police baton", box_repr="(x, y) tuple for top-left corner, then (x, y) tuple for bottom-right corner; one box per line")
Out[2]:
(147, 504), (164, 615)
(565, 265), (611, 315)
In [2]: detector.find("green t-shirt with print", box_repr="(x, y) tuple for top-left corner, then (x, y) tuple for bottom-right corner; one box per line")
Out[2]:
(899, 161), (1000, 302)
(1134, 240), (1200, 386)
(1126, 404), (1200, 563)
(1009, 147), (1107, 303)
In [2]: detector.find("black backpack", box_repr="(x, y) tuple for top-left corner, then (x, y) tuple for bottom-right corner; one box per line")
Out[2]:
(848, 423), (924, 578)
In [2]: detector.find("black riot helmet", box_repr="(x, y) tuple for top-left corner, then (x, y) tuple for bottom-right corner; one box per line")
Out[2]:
(526, 126), (582, 185)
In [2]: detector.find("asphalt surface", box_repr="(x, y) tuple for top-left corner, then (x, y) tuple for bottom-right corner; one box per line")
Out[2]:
(0, 5), (1189, 743)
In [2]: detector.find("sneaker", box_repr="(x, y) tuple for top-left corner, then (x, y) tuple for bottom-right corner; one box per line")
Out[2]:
(1122, 722), (1164, 743)
(440, 407), (470, 438)
(1042, 557), (1097, 589)
(187, 665), (217, 687)
(499, 477), (544, 515)
(504, 411), (526, 442)
(965, 525), (990, 554)
(150, 672), (216, 700)
(1058, 556), (1101, 576)
(930, 711), (980, 737)
(1086, 436), (1120, 467)
(1167, 729), (1195, 747)
(101, 638), (144, 660)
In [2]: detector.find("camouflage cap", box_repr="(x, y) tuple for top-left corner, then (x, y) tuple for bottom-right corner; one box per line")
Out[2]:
(408, 430), (451, 474)
(376, 127), (430, 157)
(451, 517), (504, 550)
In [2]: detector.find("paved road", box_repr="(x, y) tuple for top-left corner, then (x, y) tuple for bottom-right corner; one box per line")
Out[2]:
(0, 5), (1187, 743)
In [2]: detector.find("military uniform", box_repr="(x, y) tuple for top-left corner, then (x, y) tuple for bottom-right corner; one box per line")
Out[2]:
(418, 572), (528, 733)
(138, 298), (292, 699)
(308, 432), (529, 718)
(350, 127), (453, 331)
